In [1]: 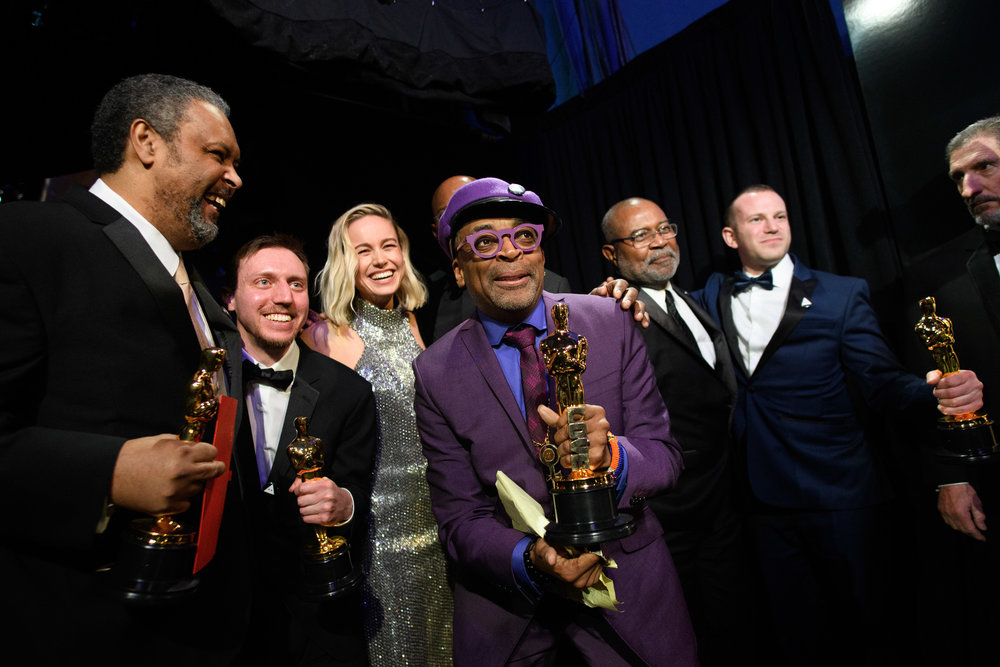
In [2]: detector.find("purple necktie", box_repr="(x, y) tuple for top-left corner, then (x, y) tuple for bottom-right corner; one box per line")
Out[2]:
(502, 325), (548, 445)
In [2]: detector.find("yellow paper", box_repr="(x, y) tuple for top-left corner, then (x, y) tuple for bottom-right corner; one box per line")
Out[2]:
(496, 471), (621, 610)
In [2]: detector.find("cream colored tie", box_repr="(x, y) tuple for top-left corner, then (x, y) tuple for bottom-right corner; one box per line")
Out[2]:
(174, 261), (214, 351)
(174, 261), (229, 396)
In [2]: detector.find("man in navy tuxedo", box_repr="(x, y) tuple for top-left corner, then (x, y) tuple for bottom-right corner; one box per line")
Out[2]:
(696, 184), (983, 666)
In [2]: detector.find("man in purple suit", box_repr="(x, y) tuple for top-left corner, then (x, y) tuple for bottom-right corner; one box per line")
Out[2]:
(413, 178), (697, 665)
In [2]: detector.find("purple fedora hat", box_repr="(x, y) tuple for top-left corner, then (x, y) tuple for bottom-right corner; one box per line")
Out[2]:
(437, 177), (562, 259)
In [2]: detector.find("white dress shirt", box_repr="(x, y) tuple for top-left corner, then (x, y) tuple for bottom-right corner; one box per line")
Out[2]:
(243, 344), (299, 489)
(642, 284), (717, 368)
(90, 178), (217, 348)
(731, 253), (794, 375)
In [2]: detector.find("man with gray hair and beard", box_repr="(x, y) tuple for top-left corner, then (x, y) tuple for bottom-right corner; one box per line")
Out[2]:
(899, 115), (1000, 663)
(928, 115), (1000, 543)
(601, 197), (750, 666)
(0, 73), (247, 663)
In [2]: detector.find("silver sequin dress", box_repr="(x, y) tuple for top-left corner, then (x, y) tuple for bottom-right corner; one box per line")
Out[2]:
(351, 297), (454, 666)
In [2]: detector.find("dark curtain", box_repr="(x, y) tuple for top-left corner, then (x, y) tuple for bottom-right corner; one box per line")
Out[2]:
(517, 0), (894, 299)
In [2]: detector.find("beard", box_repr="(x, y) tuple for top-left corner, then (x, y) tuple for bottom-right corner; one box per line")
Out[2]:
(974, 208), (1000, 231)
(968, 195), (1000, 231)
(185, 193), (219, 245)
(620, 246), (679, 289)
(153, 184), (219, 249)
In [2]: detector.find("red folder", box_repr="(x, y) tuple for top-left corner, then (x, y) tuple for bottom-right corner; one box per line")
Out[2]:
(193, 394), (237, 573)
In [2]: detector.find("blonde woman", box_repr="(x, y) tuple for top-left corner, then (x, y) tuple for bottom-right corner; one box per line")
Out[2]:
(302, 203), (453, 666)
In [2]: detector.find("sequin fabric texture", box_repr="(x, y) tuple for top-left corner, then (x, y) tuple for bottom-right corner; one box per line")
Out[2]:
(351, 298), (454, 665)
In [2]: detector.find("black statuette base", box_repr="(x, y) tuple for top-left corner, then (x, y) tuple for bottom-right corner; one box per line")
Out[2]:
(545, 481), (635, 548)
(113, 539), (199, 604)
(936, 415), (999, 462)
(299, 549), (362, 601)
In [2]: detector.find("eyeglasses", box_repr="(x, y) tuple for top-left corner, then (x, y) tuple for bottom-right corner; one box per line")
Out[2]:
(607, 222), (678, 248)
(461, 222), (545, 259)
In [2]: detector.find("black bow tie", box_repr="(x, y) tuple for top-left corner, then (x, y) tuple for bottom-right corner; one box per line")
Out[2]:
(243, 359), (294, 390)
(732, 269), (774, 294)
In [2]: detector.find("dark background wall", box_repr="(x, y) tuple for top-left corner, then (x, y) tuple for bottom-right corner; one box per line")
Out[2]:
(844, 0), (1000, 264)
(2, 0), (998, 304)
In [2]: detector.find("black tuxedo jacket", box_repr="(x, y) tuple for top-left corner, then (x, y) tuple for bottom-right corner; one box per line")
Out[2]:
(637, 287), (738, 528)
(235, 342), (377, 661)
(903, 228), (1000, 486)
(0, 186), (248, 663)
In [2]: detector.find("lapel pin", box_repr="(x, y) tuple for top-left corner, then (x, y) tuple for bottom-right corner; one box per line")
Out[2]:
(801, 297), (812, 309)
(263, 482), (275, 495)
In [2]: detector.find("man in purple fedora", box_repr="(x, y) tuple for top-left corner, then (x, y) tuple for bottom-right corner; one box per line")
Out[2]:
(413, 177), (697, 665)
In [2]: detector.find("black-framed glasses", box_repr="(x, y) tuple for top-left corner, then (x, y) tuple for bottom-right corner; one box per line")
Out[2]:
(461, 222), (545, 259)
(607, 222), (678, 248)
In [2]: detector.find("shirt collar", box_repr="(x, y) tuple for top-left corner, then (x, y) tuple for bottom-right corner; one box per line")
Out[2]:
(242, 341), (301, 375)
(770, 253), (794, 288)
(89, 177), (181, 276)
(480, 298), (548, 347)
(741, 253), (794, 289)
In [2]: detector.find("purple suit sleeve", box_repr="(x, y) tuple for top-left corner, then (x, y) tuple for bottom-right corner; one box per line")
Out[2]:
(603, 299), (684, 504)
(414, 360), (528, 589)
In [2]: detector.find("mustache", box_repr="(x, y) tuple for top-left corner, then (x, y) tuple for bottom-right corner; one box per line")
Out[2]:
(645, 247), (678, 266)
(209, 187), (237, 200)
(968, 194), (1000, 210)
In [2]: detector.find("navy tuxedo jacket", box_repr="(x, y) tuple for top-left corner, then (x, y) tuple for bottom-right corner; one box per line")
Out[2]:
(696, 256), (934, 510)
(413, 291), (696, 666)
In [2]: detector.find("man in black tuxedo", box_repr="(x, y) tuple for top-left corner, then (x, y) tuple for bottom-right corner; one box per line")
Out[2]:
(225, 235), (376, 665)
(900, 116), (1000, 663)
(601, 197), (749, 666)
(929, 116), (1000, 542)
(0, 74), (246, 662)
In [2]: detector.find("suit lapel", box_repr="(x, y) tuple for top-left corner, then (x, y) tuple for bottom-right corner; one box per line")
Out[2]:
(675, 289), (738, 397)
(103, 217), (196, 350)
(459, 315), (536, 453)
(717, 275), (749, 378)
(638, 289), (704, 362)
(756, 271), (817, 373)
(967, 242), (1000, 340)
(191, 271), (243, 407)
(269, 348), (321, 487)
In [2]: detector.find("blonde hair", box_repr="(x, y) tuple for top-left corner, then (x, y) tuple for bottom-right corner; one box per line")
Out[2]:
(316, 203), (427, 325)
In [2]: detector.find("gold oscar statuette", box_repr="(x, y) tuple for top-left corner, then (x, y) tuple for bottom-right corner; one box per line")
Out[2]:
(286, 416), (362, 599)
(116, 346), (226, 602)
(536, 303), (634, 547)
(915, 296), (997, 459)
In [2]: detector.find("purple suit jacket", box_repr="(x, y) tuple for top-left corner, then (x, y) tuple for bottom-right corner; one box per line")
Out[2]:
(414, 292), (697, 666)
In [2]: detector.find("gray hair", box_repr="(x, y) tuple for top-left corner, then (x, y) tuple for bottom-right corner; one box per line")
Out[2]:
(946, 116), (1000, 163)
(90, 73), (230, 175)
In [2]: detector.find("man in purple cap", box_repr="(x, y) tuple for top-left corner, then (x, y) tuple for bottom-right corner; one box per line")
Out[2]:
(413, 177), (697, 665)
